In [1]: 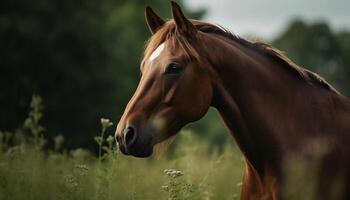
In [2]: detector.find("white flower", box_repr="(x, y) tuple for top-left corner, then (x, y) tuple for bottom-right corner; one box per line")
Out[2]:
(100, 118), (113, 129)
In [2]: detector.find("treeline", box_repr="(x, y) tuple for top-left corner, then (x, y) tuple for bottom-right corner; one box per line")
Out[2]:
(0, 0), (204, 150)
(0, 0), (349, 149)
(273, 19), (350, 95)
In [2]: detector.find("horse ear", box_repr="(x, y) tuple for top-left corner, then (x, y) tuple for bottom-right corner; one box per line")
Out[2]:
(145, 6), (165, 34)
(171, 1), (197, 36)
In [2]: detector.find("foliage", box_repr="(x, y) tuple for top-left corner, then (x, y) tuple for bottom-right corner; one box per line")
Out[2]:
(23, 95), (46, 150)
(1, 2), (349, 198)
(0, 0), (205, 150)
(0, 96), (244, 200)
(273, 19), (350, 96)
(1, 0), (350, 154)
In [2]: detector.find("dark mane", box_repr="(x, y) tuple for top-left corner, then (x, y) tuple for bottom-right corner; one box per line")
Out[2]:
(144, 20), (337, 93)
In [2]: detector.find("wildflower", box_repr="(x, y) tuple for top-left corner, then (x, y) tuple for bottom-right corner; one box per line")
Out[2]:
(161, 185), (169, 191)
(164, 169), (184, 178)
(106, 135), (114, 144)
(75, 164), (89, 171)
(101, 118), (113, 130)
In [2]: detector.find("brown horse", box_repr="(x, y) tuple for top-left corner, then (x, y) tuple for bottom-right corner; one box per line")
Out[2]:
(115, 2), (350, 199)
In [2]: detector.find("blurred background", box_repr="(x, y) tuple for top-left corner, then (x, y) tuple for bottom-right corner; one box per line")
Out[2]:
(1, 0), (350, 151)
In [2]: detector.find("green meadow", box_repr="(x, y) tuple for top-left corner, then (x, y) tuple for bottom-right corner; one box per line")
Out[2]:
(0, 96), (244, 200)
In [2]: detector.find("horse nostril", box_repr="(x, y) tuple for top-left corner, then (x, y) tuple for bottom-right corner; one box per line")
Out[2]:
(124, 126), (137, 148)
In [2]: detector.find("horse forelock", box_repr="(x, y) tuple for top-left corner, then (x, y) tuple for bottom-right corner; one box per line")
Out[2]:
(143, 20), (200, 66)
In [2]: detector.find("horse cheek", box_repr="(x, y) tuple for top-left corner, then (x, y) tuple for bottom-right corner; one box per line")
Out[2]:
(188, 75), (213, 121)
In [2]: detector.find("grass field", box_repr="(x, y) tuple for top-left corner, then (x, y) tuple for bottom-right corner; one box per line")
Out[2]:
(0, 96), (245, 200)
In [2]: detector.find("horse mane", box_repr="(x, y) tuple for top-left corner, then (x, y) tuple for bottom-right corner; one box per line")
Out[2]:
(144, 20), (337, 93)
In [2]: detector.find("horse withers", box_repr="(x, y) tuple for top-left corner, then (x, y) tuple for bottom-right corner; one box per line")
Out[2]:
(115, 2), (350, 199)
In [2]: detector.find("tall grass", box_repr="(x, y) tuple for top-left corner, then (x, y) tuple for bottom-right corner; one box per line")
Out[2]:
(0, 96), (244, 200)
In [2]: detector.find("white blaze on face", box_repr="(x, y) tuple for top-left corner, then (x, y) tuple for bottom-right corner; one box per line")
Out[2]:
(149, 43), (165, 62)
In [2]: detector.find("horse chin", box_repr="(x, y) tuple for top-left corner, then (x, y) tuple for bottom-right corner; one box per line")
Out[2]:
(120, 143), (153, 158)
(129, 147), (153, 158)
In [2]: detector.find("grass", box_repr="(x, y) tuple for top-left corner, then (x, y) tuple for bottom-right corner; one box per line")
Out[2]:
(0, 95), (245, 200)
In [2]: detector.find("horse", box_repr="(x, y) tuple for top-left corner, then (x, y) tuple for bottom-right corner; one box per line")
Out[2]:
(115, 2), (350, 199)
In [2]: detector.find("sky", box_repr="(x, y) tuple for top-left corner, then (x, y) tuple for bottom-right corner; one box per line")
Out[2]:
(184, 0), (350, 40)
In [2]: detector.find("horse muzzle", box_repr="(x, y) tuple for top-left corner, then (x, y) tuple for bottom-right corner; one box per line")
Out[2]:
(115, 122), (154, 157)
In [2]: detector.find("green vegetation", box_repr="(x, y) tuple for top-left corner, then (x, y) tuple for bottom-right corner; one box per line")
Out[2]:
(1, 1), (350, 198)
(0, 96), (244, 200)
(1, 0), (349, 151)
(273, 19), (350, 95)
(0, 0), (204, 150)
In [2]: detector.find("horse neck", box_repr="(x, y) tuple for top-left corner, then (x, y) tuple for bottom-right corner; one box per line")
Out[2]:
(203, 34), (303, 173)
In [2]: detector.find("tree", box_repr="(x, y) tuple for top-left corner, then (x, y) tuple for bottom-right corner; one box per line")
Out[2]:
(0, 0), (204, 149)
(273, 19), (350, 96)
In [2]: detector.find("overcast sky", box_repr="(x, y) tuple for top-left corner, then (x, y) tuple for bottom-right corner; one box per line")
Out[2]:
(184, 0), (350, 40)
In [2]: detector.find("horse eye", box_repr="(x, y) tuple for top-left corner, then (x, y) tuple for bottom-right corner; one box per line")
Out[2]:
(165, 63), (183, 75)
